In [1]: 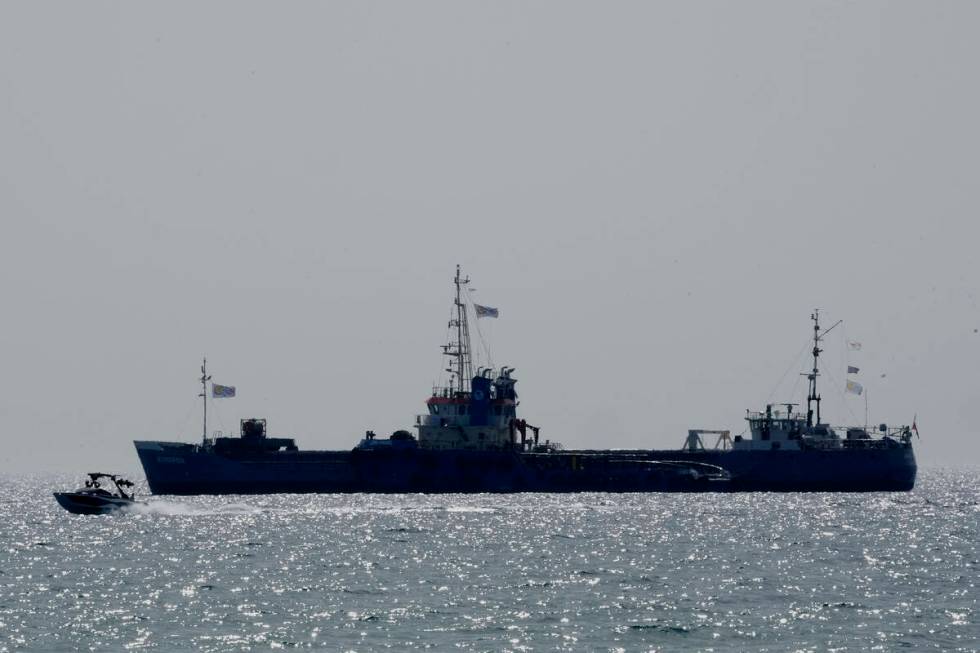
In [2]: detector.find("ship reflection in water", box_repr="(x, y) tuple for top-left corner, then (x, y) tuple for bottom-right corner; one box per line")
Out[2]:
(135, 268), (916, 495)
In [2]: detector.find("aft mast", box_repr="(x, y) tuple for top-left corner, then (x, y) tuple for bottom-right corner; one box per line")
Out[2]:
(806, 312), (821, 427)
(805, 310), (841, 427)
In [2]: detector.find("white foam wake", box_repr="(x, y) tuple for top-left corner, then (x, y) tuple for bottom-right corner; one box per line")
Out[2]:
(126, 500), (263, 517)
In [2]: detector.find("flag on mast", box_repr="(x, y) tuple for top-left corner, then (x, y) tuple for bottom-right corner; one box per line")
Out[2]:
(847, 365), (860, 374)
(845, 380), (863, 395)
(848, 341), (862, 351)
(474, 304), (499, 318)
(212, 383), (236, 398)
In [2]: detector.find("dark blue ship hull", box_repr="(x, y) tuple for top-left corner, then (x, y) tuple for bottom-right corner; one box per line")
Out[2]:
(134, 440), (916, 494)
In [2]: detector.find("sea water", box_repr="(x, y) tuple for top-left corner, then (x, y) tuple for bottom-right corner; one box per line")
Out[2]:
(0, 469), (976, 651)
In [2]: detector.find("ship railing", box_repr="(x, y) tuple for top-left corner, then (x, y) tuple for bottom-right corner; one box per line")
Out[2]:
(831, 424), (913, 438)
(833, 425), (914, 445)
(745, 411), (807, 421)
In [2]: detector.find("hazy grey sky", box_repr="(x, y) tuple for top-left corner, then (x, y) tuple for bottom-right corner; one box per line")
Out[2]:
(2, 1), (977, 473)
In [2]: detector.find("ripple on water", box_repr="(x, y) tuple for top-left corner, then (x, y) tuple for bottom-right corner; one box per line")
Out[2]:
(0, 469), (977, 651)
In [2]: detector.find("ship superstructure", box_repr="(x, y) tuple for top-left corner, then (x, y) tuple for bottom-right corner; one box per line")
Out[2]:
(731, 310), (914, 453)
(413, 266), (534, 451)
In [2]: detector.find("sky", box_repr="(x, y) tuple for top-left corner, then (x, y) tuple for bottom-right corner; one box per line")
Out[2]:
(1, 1), (977, 474)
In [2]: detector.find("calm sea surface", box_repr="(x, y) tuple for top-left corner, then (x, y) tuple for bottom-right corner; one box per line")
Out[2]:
(1, 469), (977, 652)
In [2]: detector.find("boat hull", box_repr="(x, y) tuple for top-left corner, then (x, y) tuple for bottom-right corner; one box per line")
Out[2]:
(134, 440), (917, 495)
(53, 492), (138, 515)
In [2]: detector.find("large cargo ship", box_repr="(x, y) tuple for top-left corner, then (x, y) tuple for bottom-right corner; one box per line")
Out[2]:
(135, 268), (916, 494)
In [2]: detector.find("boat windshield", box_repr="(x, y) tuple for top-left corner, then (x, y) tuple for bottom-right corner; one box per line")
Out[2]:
(83, 475), (133, 499)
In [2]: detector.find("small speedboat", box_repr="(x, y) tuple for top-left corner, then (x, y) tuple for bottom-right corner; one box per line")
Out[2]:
(53, 473), (141, 515)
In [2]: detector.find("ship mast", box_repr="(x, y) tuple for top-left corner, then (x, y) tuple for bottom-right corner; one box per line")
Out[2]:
(443, 265), (473, 396)
(199, 357), (211, 444)
(806, 312), (821, 427)
(805, 310), (842, 428)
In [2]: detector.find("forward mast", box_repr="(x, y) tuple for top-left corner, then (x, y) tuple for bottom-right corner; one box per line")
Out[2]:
(199, 357), (211, 444)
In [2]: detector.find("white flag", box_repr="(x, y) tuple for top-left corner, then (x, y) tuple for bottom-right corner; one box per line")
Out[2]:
(848, 341), (862, 351)
(846, 380), (863, 395)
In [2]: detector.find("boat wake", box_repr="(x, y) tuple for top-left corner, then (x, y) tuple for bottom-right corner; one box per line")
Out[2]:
(127, 501), (263, 517)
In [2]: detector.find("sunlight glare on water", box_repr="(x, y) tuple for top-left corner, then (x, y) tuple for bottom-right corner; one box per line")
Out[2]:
(1, 469), (977, 651)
